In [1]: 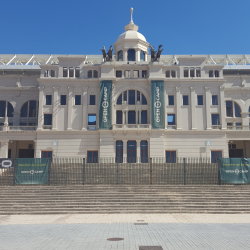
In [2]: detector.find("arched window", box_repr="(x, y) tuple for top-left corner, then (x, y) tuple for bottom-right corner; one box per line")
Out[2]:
(140, 51), (145, 61)
(215, 70), (219, 77)
(226, 101), (241, 117)
(117, 90), (147, 105)
(21, 101), (38, 118)
(88, 70), (92, 78)
(127, 49), (135, 61)
(166, 71), (170, 78)
(93, 70), (98, 78)
(171, 70), (176, 78)
(209, 70), (214, 77)
(118, 50), (123, 61)
(0, 101), (13, 117)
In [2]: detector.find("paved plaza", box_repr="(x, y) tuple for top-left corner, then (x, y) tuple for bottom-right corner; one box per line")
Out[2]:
(0, 214), (250, 250)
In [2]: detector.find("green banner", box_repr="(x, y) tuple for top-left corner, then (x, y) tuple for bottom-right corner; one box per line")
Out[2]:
(151, 81), (165, 129)
(15, 158), (49, 185)
(99, 80), (112, 129)
(219, 158), (250, 184)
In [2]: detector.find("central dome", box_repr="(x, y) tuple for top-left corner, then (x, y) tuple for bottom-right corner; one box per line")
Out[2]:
(117, 30), (146, 42)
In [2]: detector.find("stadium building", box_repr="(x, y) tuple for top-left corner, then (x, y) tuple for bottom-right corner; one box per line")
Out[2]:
(1, 9), (250, 162)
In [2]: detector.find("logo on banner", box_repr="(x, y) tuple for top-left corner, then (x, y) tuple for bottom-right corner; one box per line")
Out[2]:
(154, 87), (161, 123)
(0, 159), (13, 168)
(225, 169), (248, 175)
(102, 87), (109, 123)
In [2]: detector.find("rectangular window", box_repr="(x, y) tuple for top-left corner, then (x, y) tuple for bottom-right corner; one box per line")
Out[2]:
(133, 70), (139, 78)
(142, 70), (147, 78)
(69, 67), (74, 77)
(196, 68), (201, 77)
(167, 114), (175, 126)
(128, 90), (135, 105)
(212, 95), (218, 105)
(236, 122), (242, 130)
(44, 70), (49, 77)
(227, 123), (233, 130)
(184, 68), (188, 77)
(128, 111), (136, 124)
(141, 111), (147, 124)
(211, 114), (220, 125)
(116, 70), (122, 78)
(183, 95), (188, 105)
(125, 70), (130, 78)
(166, 70), (170, 77)
(116, 141), (123, 163)
(41, 151), (53, 158)
(116, 111), (122, 124)
(190, 68), (194, 77)
(61, 95), (66, 105)
(88, 114), (96, 125)
(44, 114), (52, 125)
(51, 70), (55, 77)
(87, 151), (98, 163)
(75, 67), (80, 77)
(168, 95), (174, 105)
(75, 95), (81, 105)
(90, 95), (95, 105)
(211, 151), (222, 163)
(226, 101), (233, 117)
(46, 95), (52, 105)
(63, 67), (68, 77)
(166, 151), (176, 163)
(197, 95), (203, 105)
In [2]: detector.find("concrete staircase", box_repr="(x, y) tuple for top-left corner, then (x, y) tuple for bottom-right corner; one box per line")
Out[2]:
(0, 185), (250, 214)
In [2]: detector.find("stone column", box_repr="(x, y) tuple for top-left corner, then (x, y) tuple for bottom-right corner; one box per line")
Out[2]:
(220, 86), (226, 130)
(205, 87), (211, 130)
(67, 86), (73, 130)
(190, 87), (197, 130)
(123, 140), (127, 163)
(144, 51), (148, 62)
(123, 49), (128, 62)
(175, 87), (182, 130)
(135, 49), (140, 61)
(122, 111), (126, 125)
(136, 140), (140, 163)
(37, 86), (44, 131)
(0, 140), (9, 158)
(52, 86), (59, 131)
(82, 87), (88, 130)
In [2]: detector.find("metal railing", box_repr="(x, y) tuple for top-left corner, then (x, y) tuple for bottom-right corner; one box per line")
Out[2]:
(112, 124), (151, 130)
(0, 157), (220, 186)
(8, 126), (37, 131)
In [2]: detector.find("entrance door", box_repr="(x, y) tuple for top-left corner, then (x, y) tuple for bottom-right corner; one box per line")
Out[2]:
(229, 149), (244, 158)
(127, 141), (136, 163)
(19, 149), (34, 158)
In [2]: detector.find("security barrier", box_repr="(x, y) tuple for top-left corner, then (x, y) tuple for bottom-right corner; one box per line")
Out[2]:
(0, 157), (223, 185)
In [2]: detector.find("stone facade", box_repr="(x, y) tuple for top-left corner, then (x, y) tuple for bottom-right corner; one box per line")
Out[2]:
(1, 15), (250, 161)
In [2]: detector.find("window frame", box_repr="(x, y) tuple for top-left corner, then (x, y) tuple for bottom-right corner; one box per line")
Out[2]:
(197, 95), (203, 105)
(165, 150), (176, 163)
(211, 150), (222, 163)
(89, 95), (96, 105)
(183, 95), (189, 105)
(60, 95), (67, 105)
(87, 151), (98, 163)
(75, 95), (81, 105)
(45, 95), (52, 105)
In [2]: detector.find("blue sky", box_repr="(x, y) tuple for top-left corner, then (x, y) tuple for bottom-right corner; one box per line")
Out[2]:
(1, 0), (250, 55)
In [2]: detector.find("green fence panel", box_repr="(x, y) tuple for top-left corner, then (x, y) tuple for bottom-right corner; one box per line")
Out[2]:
(219, 158), (250, 184)
(15, 158), (49, 185)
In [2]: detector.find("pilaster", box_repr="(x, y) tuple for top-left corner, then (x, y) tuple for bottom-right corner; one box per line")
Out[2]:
(52, 86), (59, 131)
(175, 87), (182, 130)
(220, 86), (226, 130)
(190, 86), (197, 130)
(67, 86), (74, 131)
(205, 87), (211, 130)
(37, 86), (44, 131)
